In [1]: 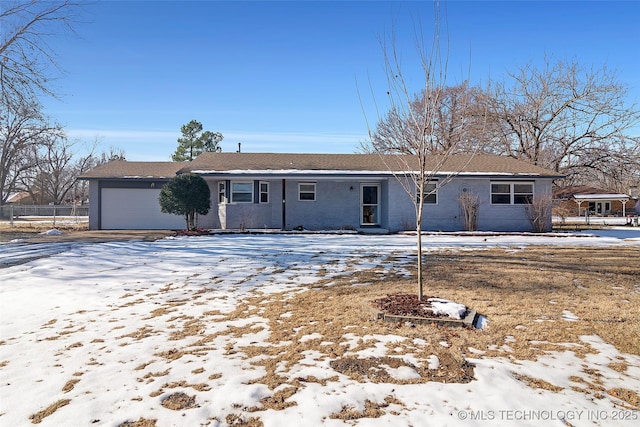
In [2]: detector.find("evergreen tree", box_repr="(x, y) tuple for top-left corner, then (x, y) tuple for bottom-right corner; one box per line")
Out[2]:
(159, 173), (211, 230)
(172, 120), (223, 161)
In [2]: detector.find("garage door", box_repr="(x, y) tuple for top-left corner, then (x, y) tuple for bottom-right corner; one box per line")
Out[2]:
(101, 188), (186, 230)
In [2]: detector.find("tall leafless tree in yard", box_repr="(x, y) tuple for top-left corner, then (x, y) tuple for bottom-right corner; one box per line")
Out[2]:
(1, 0), (82, 103)
(361, 3), (485, 300)
(0, 0), (82, 204)
(364, 82), (488, 156)
(484, 57), (640, 190)
(0, 97), (63, 204)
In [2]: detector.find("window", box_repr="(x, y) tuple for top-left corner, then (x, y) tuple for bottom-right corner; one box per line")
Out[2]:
(299, 183), (316, 201)
(491, 182), (533, 205)
(218, 182), (226, 203)
(231, 181), (253, 203)
(491, 183), (511, 204)
(513, 183), (534, 204)
(417, 181), (438, 204)
(259, 182), (269, 203)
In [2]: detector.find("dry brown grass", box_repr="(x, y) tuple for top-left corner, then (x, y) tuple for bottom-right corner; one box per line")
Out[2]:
(184, 245), (638, 414)
(416, 246), (640, 357)
(0, 222), (86, 242)
(329, 396), (405, 420)
(160, 392), (197, 410)
(0, 222), (175, 244)
(225, 414), (264, 426)
(118, 417), (157, 427)
(330, 399), (387, 420)
(61, 378), (80, 393)
(512, 373), (564, 392)
(607, 388), (640, 409)
(28, 399), (70, 424)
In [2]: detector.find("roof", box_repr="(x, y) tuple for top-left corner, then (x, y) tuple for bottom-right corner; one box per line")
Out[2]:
(554, 185), (616, 199)
(79, 161), (186, 179)
(6, 192), (30, 203)
(573, 193), (630, 201)
(79, 153), (563, 179)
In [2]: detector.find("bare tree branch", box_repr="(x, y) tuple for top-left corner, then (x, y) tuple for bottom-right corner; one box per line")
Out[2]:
(0, 0), (83, 104)
(0, 96), (63, 204)
(485, 57), (640, 189)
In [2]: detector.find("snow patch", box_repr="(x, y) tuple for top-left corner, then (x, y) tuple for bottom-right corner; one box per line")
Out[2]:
(427, 297), (467, 320)
(40, 228), (62, 235)
(562, 310), (579, 321)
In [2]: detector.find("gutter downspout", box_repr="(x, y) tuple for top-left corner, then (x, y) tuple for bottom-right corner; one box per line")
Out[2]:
(281, 179), (286, 230)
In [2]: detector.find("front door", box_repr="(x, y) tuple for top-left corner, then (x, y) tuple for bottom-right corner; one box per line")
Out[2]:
(596, 202), (611, 214)
(361, 184), (380, 226)
(590, 201), (611, 215)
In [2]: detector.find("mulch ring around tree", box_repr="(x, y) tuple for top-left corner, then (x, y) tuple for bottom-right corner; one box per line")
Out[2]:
(371, 293), (478, 328)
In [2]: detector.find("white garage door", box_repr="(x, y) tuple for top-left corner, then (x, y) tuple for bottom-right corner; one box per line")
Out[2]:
(101, 188), (186, 230)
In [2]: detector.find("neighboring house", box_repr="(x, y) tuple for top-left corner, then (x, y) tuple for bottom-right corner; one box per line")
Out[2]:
(79, 152), (562, 232)
(554, 186), (633, 217)
(5, 191), (53, 205)
(6, 192), (32, 204)
(573, 194), (631, 217)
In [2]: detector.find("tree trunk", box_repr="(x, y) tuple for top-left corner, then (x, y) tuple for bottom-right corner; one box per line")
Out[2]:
(188, 210), (195, 230)
(416, 198), (424, 301)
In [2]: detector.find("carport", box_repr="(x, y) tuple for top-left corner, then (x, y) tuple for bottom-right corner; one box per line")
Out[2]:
(573, 193), (630, 216)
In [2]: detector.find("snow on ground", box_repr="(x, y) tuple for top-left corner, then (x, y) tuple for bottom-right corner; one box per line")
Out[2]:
(1, 232), (639, 426)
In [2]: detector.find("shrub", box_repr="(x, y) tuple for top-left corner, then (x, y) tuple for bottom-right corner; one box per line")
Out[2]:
(159, 174), (210, 230)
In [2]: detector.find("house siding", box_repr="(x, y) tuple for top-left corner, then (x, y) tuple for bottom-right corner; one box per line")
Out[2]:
(386, 177), (554, 233)
(80, 153), (560, 232)
(208, 178), (394, 231)
(88, 181), (100, 230)
(284, 180), (370, 230)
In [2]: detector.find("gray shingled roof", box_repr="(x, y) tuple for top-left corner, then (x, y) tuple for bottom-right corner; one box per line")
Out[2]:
(79, 153), (562, 179)
(79, 161), (186, 179)
(186, 152), (561, 176)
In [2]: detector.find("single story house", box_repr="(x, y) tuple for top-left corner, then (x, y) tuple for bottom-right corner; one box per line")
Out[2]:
(79, 152), (562, 232)
(573, 193), (630, 217)
(554, 186), (635, 217)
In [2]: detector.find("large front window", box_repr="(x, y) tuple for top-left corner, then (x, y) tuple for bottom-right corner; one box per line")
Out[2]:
(491, 182), (533, 205)
(231, 182), (253, 203)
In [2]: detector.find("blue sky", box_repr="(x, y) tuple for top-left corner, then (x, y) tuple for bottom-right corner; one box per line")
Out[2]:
(43, 0), (640, 161)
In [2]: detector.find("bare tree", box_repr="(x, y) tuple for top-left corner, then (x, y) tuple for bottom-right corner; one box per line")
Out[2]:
(69, 145), (126, 205)
(0, 0), (82, 104)
(565, 135), (640, 193)
(19, 137), (101, 204)
(485, 57), (640, 187)
(365, 82), (488, 155)
(1, 0), (83, 205)
(361, 3), (485, 300)
(0, 96), (63, 204)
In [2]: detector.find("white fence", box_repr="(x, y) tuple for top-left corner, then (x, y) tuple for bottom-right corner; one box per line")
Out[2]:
(0, 204), (89, 227)
(553, 215), (639, 227)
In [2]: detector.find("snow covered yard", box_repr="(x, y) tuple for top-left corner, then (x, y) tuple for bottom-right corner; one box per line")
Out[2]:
(1, 232), (639, 426)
